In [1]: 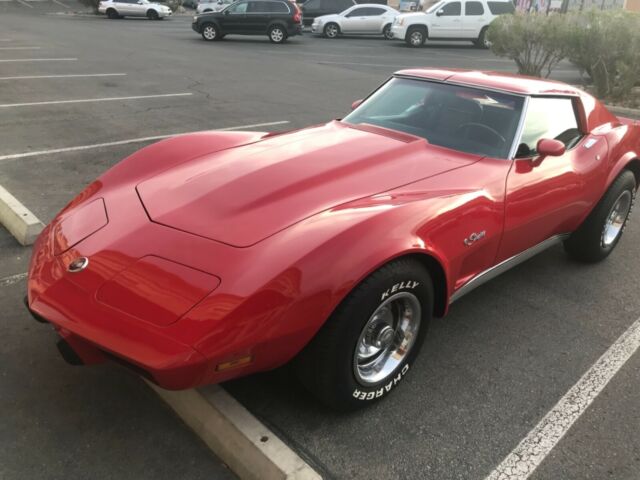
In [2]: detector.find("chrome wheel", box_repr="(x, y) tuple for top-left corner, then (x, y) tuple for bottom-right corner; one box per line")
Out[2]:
(270, 27), (284, 42)
(409, 31), (423, 46)
(383, 24), (392, 40)
(602, 190), (632, 247)
(203, 25), (217, 40)
(353, 292), (421, 385)
(325, 24), (339, 38)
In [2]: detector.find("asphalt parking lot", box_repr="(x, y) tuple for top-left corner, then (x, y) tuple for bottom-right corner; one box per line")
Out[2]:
(1, 4), (639, 480)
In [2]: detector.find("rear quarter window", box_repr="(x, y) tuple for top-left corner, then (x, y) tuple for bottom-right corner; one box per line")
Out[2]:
(268, 1), (289, 11)
(487, 1), (515, 14)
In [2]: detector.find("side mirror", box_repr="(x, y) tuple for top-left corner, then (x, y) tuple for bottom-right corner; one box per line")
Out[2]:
(536, 138), (566, 158)
(351, 99), (363, 110)
(435, 9), (443, 16)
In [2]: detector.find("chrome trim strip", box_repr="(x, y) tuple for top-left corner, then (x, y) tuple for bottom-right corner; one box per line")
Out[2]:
(449, 234), (570, 304)
(508, 95), (529, 160)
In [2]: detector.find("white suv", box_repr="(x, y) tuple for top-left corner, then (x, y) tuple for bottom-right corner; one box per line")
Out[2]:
(99, 0), (173, 19)
(390, 0), (514, 48)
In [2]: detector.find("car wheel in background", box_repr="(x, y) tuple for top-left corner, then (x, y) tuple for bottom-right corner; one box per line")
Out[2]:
(473, 27), (489, 49)
(106, 8), (120, 18)
(201, 23), (219, 41)
(146, 9), (159, 19)
(323, 22), (340, 38)
(382, 23), (392, 40)
(295, 258), (433, 410)
(268, 25), (288, 43)
(405, 26), (426, 47)
(564, 170), (636, 262)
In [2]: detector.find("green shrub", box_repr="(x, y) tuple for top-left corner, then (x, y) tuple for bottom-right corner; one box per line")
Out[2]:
(487, 13), (568, 78)
(565, 10), (640, 101)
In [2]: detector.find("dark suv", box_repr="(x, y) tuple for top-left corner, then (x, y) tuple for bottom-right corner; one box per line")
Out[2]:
(192, 0), (302, 43)
(300, 0), (355, 26)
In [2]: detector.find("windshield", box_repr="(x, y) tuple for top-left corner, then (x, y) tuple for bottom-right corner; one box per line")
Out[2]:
(343, 77), (525, 159)
(426, 1), (444, 13)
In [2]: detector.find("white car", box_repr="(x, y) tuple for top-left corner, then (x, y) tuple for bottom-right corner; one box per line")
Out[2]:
(390, 0), (514, 47)
(99, 0), (172, 19)
(196, 0), (233, 14)
(311, 4), (399, 39)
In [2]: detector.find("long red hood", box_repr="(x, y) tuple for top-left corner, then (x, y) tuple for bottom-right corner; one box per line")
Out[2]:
(136, 121), (479, 247)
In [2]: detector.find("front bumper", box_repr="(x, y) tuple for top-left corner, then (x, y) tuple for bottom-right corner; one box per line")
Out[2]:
(192, 21), (200, 33)
(310, 23), (320, 33)
(391, 24), (407, 40)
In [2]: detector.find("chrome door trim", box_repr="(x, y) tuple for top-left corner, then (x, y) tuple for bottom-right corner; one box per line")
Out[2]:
(449, 233), (570, 304)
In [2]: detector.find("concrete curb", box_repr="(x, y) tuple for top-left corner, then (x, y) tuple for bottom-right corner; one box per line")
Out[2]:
(148, 382), (322, 480)
(0, 185), (43, 246)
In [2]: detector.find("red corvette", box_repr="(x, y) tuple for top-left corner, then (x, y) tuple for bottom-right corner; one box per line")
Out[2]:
(27, 69), (639, 409)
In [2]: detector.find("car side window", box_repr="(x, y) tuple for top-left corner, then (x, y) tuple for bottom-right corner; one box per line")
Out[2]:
(247, 1), (266, 12)
(516, 97), (583, 157)
(465, 1), (484, 15)
(228, 1), (248, 12)
(346, 7), (367, 16)
(366, 7), (386, 15)
(487, 0), (514, 13)
(440, 1), (461, 15)
(268, 1), (289, 12)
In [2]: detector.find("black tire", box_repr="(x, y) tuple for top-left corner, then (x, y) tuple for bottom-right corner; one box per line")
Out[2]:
(295, 258), (433, 410)
(146, 9), (159, 19)
(473, 27), (489, 49)
(268, 24), (288, 43)
(405, 26), (426, 47)
(201, 22), (219, 41)
(564, 170), (636, 263)
(382, 23), (392, 40)
(106, 8), (119, 18)
(323, 22), (340, 38)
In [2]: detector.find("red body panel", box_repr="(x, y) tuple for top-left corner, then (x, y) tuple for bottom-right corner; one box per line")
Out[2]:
(26, 70), (640, 389)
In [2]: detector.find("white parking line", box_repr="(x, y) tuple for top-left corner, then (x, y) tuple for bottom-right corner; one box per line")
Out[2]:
(52, 0), (71, 7)
(485, 316), (640, 480)
(0, 46), (41, 50)
(15, 0), (34, 8)
(0, 121), (290, 162)
(0, 39), (14, 42)
(0, 92), (193, 108)
(0, 272), (27, 288)
(318, 61), (412, 68)
(0, 58), (77, 63)
(0, 73), (127, 81)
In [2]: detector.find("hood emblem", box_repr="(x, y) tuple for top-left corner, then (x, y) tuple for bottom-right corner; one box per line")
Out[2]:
(68, 257), (89, 273)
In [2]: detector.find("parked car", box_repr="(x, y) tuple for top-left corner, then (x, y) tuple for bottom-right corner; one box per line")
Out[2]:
(300, 0), (355, 26)
(98, 0), (173, 19)
(196, 0), (233, 13)
(390, 0), (514, 47)
(192, 0), (302, 43)
(26, 69), (640, 410)
(311, 4), (398, 38)
(182, 0), (199, 8)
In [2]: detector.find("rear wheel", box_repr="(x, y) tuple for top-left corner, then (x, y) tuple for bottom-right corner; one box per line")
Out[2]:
(201, 23), (219, 41)
(106, 8), (119, 18)
(295, 258), (433, 410)
(405, 26), (426, 47)
(473, 27), (489, 48)
(564, 170), (636, 262)
(146, 9), (159, 19)
(382, 23), (392, 40)
(268, 25), (287, 43)
(323, 22), (340, 38)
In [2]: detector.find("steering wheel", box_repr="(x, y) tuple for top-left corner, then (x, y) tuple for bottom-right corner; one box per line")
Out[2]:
(456, 123), (506, 146)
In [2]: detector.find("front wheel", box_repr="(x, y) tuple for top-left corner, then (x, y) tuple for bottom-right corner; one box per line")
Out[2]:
(201, 23), (219, 41)
(323, 22), (340, 38)
(405, 27), (426, 47)
(146, 9), (159, 19)
(564, 170), (636, 262)
(295, 258), (433, 410)
(268, 25), (287, 43)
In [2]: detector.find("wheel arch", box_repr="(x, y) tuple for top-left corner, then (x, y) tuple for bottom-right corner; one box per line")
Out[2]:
(407, 23), (428, 35)
(624, 157), (640, 188)
(266, 21), (287, 33)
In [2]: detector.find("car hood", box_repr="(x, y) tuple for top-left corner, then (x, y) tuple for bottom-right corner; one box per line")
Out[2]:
(136, 121), (479, 247)
(314, 14), (339, 22)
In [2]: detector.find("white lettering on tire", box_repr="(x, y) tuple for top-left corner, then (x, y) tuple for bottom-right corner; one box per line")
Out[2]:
(381, 280), (419, 301)
(352, 363), (411, 400)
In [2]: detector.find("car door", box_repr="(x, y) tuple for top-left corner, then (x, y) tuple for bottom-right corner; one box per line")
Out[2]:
(246, 1), (270, 33)
(114, 0), (135, 15)
(497, 96), (610, 262)
(340, 6), (369, 33)
(221, 0), (249, 32)
(462, 0), (486, 38)
(361, 7), (389, 33)
(430, 1), (462, 38)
